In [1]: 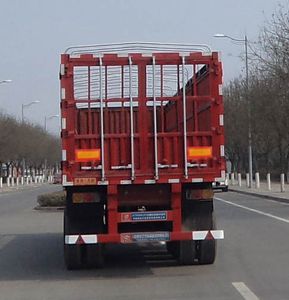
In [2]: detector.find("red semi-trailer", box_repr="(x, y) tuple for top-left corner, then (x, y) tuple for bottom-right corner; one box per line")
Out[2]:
(60, 42), (225, 269)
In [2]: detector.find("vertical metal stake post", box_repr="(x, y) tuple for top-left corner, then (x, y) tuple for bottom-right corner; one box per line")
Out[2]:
(129, 56), (135, 180)
(152, 56), (159, 180)
(182, 56), (188, 178)
(99, 57), (105, 181)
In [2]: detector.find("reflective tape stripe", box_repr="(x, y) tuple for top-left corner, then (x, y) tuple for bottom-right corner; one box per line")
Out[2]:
(61, 118), (66, 130)
(211, 230), (224, 239)
(144, 179), (156, 184)
(168, 178), (180, 183)
(61, 88), (66, 100)
(192, 230), (224, 240)
(75, 149), (101, 162)
(60, 64), (65, 76)
(219, 84), (223, 95)
(192, 178), (203, 183)
(65, 234), (98, 244)
(97, 181), (108, 185)
(219, 114), (224, 126)
(220, 145), (225, 157)
(188, 146), (212, 159)
(62, 175), (73, 186)
(65, 235), (79, 244)
(62, 150), (67, 161)
(120, 180), (132, 185)
(65, 230), (224, 244)
(192, 231), (208, 240)
(82, 235), (98, 244)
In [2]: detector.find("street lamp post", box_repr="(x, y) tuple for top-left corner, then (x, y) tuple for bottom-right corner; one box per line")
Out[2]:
(214, 33), (253, 188)
(44, 114), (59, 131)
(21, 101), (40, 123)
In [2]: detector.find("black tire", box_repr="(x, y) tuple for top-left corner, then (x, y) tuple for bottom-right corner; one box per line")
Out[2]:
(85, 217), (105, 268)
(222, 186), (228, 192)
(178, 240), (196, 265)
(64, 244), (82, 270)
(198, 239), (216, 265)
(166, 240), (196, 265)
(197, 213), (216, 265)
(166, 241), (180, 258)
(86, 244), (104, 268)
(64, 191), (106, 269)
(64, 210), (83, 270)
(177, 210), (197, 265)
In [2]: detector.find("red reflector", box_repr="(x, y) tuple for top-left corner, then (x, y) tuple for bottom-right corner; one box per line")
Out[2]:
(76, 235), (85, 245)
(205, 231), (214, 240)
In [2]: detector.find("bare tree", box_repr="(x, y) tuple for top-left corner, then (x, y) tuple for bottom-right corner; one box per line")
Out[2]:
(224, 4), (289, 178)
(0, 112), (60, 178)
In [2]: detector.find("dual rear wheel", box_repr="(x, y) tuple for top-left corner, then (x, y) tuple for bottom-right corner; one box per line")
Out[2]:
(64, 210), (104, 270)
(166, 202), (216, 265)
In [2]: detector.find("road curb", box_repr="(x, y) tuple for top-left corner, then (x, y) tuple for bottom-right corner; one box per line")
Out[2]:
(229, 188), (289, 204)
(0, 184), (47, 195)
(34, 206), (64, 211)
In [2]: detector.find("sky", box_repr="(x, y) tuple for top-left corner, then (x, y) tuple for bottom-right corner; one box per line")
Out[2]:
(0, 0), (285, 134)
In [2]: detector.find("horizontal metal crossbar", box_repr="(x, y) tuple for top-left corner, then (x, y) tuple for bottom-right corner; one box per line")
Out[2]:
(64, 230), (224, 244)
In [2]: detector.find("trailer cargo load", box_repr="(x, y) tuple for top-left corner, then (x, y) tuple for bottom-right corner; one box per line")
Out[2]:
(60, 42), (225, 269)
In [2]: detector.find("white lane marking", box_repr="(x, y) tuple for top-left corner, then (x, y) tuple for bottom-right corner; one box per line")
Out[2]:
(232, 282), (259, 300)
(215, 197), (289, 224)
(0, 235), (15, 250)
(231, 190), (289, 206)
(264, 198), (289, 206)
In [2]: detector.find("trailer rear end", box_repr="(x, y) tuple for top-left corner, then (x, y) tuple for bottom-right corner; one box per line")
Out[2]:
(60, 43), (225, 269)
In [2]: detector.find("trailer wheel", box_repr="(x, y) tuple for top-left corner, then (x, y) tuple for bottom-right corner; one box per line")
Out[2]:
(86, 244), (104, 268)
(198, 239), (216, 264)
(177, 220), (197, 265)
(64, 245), (82, 270)
(178, 240), (196, 265)
(84, 216), (105, 268)
(64, 211), (83, 270)
(166, 241), (179, 258)
(197, 213), (216, 265)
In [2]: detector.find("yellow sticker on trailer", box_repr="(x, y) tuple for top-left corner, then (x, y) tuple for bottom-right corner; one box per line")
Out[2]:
(75, 149), (100, 162)
(187, 146), (212, 159)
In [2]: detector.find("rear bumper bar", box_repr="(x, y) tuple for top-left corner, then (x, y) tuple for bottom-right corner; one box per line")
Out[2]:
(65, 230), (224, 245)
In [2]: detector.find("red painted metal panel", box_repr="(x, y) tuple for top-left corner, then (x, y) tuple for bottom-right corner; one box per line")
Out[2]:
(60, 52), (224, 184)
(95, 231), (195, 243)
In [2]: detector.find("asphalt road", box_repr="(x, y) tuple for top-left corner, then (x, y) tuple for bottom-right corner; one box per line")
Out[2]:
(0, 185), (289, 299)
